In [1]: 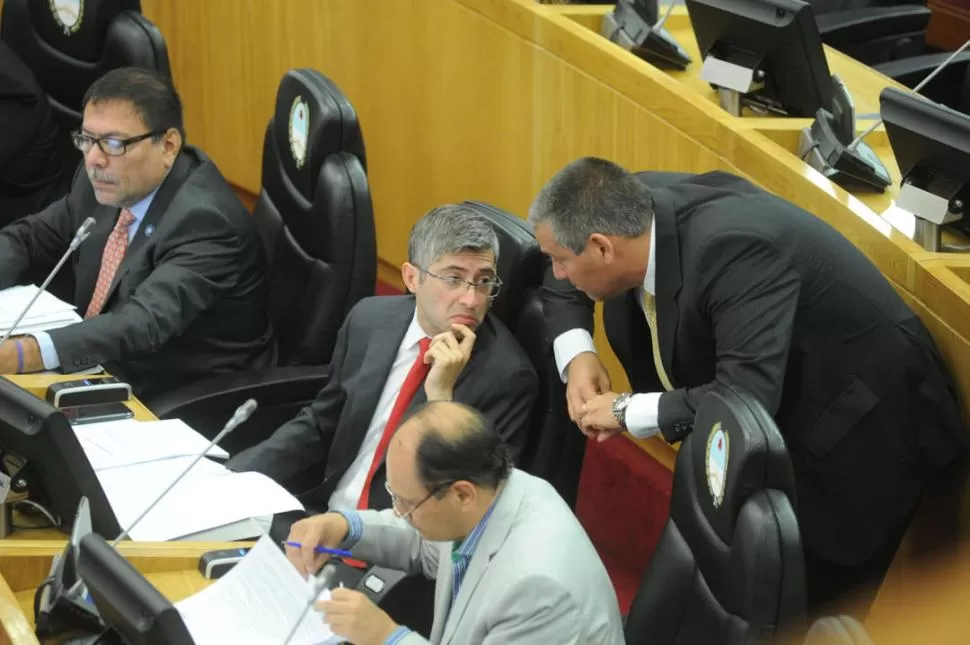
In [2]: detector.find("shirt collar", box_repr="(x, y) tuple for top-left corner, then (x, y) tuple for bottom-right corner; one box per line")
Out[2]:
(453, 487), (502, 560)
(402, 309), (429, 352)
(644, 217), (656, 296)
(125, 183), (161, 227)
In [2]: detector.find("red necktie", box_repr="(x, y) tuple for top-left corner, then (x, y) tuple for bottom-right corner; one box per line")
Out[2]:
(357, 337), (432, 509)
(85, 209), (135, 318)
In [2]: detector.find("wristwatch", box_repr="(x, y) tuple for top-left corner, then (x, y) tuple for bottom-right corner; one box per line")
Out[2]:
(612, 393), (633, 429)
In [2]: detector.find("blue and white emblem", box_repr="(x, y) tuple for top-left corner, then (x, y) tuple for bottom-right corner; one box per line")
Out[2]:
(51, 0), (84, 34)
(706, 422), (729, 508)
(144, 224), (155, 238)
(289, 96), (309, 169)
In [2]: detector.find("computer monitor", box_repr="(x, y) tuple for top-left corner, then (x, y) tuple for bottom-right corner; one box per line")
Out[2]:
(881, 87), (970, 242)
(685, 0), (834, 117)
(0, 376), (119, 536)
(602, 0), (692, 70)
(78, 533), (194, 645)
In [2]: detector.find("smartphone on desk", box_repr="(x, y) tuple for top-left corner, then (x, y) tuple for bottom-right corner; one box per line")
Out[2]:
(62, 402), (134, 425)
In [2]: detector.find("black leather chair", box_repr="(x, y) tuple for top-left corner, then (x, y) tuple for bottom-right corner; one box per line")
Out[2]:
(809, 0), (932, 65)
(625, 385), (805, 644)
(876, 52), (970, 114)
(462, 200), (587, 508)
(0, 0), (170, 169)
(144, 69), (375, 454)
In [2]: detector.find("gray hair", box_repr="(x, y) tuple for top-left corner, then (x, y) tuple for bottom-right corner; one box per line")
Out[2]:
(408, 204), (500, 269)
(528, 157), (654, 254)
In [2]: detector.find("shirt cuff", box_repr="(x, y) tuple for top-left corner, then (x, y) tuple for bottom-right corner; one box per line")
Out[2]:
(552, 329), (597, 383)
(334, 510), (363, 549)
(28, 332), (60, 370)
(625, 392), (662, 439)
(385, 626), (412, 645)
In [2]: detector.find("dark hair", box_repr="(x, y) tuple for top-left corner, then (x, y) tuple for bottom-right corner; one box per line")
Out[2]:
(409, 402), (512, 494)
(82, 67), (184, 141)
(528, 156), (655, 254)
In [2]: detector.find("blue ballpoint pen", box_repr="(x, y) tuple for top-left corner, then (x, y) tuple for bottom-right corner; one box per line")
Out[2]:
(283, 541), (353, 558)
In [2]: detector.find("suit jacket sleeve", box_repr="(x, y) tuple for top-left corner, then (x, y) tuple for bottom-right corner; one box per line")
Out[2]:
(225, 309), (352, 488)
(461, 362), (537, 464)
(540, 258), (595, 340)
(658, 232), (799, 441)
(0, 178), (80, 289)
(46, 205), (248, 369)
(350, 509), (441, 579)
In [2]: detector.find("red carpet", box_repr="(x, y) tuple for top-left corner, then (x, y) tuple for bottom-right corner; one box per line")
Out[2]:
(374, 280), (673, 614)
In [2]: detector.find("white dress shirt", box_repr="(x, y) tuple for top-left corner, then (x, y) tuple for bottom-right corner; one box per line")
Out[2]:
(327, 311), (431, 511)
(552, 218), (662, 439)
(31, 187), (160, 371)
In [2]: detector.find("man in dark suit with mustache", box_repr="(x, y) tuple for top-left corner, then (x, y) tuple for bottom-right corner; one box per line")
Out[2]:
(0, 67), (274, 396)
(530, 157), (967, 617)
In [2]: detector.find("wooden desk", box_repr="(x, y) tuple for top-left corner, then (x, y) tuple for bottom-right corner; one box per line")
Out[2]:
(0, 540), (232, 645)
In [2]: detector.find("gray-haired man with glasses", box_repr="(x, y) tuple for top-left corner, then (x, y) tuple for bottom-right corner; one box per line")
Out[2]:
(229, 204), (537, 537)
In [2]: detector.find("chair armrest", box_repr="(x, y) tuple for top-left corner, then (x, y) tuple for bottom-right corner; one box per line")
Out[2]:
(142, 365), (330, 454)
(816, 5), (930, 47)
(875, 51), (970, 87)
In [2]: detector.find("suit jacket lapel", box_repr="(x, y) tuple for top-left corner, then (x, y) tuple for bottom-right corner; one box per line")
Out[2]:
(441, 472), (523, 645)
(652, 189), (683, 387)
(74, 203), (120, 313)
(102, 152), (195, 304)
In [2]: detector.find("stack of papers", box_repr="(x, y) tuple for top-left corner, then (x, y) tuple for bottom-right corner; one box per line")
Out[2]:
(0, 285), (81, 336)
(76, 419), (304, 542)
(175, 535), (341, 644)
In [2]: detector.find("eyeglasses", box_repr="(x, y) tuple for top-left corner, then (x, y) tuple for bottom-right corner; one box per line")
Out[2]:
(72, 130), (161, 157)
(417, 267), (502, 299)
(385, 481), (452, 520)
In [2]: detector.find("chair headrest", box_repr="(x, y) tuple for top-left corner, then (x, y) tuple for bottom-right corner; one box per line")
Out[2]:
(6, 0), (142, 62)
(271, 68), (366, 204)
(460, 201), (542, 333)
(686, 385), (797, 544)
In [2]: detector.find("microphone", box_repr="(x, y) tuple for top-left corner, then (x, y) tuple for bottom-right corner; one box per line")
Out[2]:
(0, 216), (97, 347)
(848, 39), (970, 152)
(282, 565), (338, 645)
(110, 398), (258, 546)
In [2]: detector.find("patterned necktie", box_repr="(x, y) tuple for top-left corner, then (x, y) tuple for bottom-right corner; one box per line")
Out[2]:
(642, 289), (673, 392)
(357, 337), (432, 509)
(85, 209), (135, 318)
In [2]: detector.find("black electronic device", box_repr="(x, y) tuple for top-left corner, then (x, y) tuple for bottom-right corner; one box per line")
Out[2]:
(46, 377), (131, 408)
(62, 402), (135, 426)
(198, 547), (252, 579)
(0, 376), (120, 536)
(77, 533), (195, 645)
(602, 0), (692, 70)
(685, 0), (834, 117)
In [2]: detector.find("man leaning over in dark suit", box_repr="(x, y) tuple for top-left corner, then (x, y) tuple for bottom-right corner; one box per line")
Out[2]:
(0, 41), (71, 227)
(228, 204), (538, 529)
(0, 67), (274, 397)
(529, 157), (968, 617)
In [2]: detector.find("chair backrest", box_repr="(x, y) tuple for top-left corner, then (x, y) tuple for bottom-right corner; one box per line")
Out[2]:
(1, 0), (170, 168)
(255, 68), (376, 366)
(625, 385), (805, 644)
(460, 200), (587, 509)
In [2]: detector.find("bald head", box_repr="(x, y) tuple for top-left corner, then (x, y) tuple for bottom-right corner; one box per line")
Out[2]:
(391, 401), (512, 493)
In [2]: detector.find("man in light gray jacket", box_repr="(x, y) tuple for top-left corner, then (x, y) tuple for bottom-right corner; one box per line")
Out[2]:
(286, 400), (624, 645)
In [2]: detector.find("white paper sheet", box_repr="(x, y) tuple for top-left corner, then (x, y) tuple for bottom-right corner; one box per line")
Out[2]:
(97, 457), (304, 541)
(176, 535), (341, 645)
(0, 285), (80, 334)
(74, 418), (229, 471)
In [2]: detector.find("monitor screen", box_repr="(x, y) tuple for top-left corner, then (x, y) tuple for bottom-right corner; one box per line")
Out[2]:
(685, 0), (834, 117)
(0, 377), (119, 536)
(78, 533), (194, 645)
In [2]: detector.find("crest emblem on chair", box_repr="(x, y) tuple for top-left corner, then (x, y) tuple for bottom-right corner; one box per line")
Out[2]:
(288, 96), (309, 169)
(705, 422), (729, 508)
(50, 0), (84, 34)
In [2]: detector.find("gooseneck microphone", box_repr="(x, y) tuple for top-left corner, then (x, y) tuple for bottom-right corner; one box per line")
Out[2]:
(110, 398), (258, 546)
(0, 216), (97, 347)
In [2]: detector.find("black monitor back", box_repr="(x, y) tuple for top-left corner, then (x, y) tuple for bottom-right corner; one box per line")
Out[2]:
(78, 533), (194, 645)
(686, 0), (834, 116)
(0, 377), (118, 536)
